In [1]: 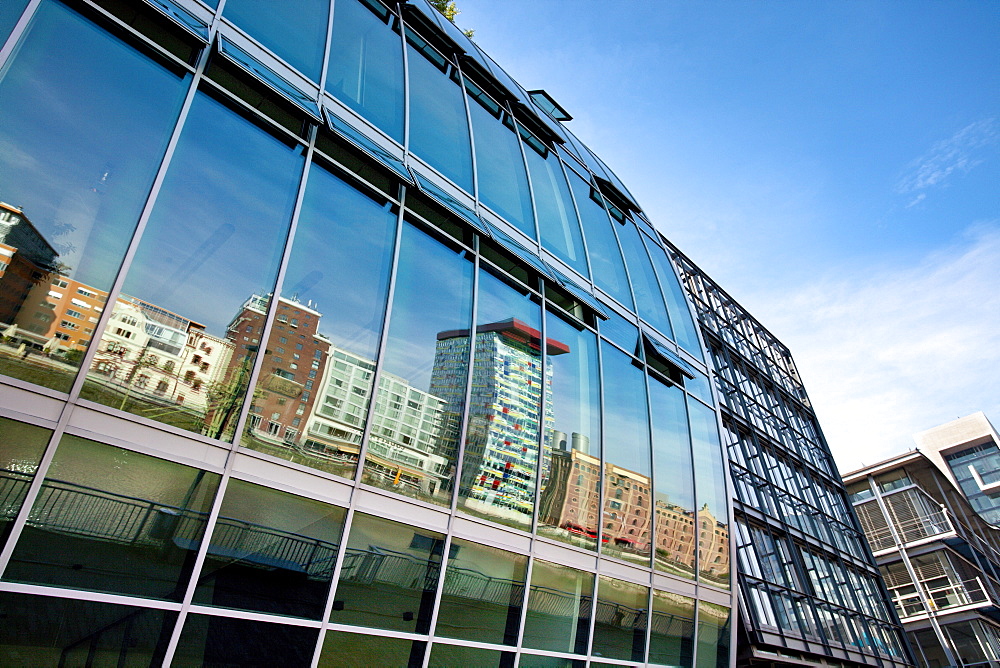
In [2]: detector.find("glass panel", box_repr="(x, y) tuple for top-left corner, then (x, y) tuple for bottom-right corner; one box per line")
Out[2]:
(428, 643), (513, 667)
(325, 110), (410, 182)
(222, 0), (328, 80)
(600, 343), (652, 565)
(458, 268), (543, 529)
(649, 378), (696, 579)
(216, 36), (321, 119)
(685, 369), (712, 405)
(81, 91), (304, 440)
(0, 417), (51, 545)
(600, 310), (640, 357)
(524, 143), (588, 277)
(362, 222), (473, 506)
(618, 222), (672, 337)
(4, 434), (220, 600)
(193, 479), (346, 618)
(0, 0), (29, 46)
(649, 590), (695, 667)
(642, 235), (702, 360)
(538, 309), (601, 551)
(0, 1), (187, 392)
(436, 537), (527, 645)
(173, 613), (318, 667)
(567, 173), (632, 308)
(689, 398), (730, 589)
(240, 162), (396, 479)
(467, 89), (533, 237)
(331, 512), (443, 633)
(522, 558), (593, 655)
(327, 0), (404, 142)
(695, 602), (730, 668)
(519, 655), (585, 668)
(0, 592), (176, 666)
(318, 630), (425, 668)
(592, 576), (648, 662)
(406, 35), (473, 192)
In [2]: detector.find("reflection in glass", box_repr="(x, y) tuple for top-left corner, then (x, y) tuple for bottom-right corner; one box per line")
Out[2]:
(241, 162), (397, 478)
(567, 174), (632, 309)
(538, 310), (601, 551)
(4, 435), (220, 600)
(0, 417), (51, 545)
(0, 592), (176, 666)
(689, 398), (730, 589)
(1, 1), (28, 46)
(0, 1), (186, 392)
(519, 655), (585, 668)
(592, 576), (648, 662)
(406, 35), (473, 192)
(81, 91), (304, 441)
(173, 613), (318, 667)
(649, 378), (696, 579)
(331, 512), (443, 633)
(458, 269), (547, 529)
(523, 139), (588, 277)
(362, 222), (473, 505)
(522, 559), (593, 655)
(649, 590), (695, 667)
(696, 602), (731, 668)
(436, 538), (527, 645)
(642, 235), (702, 360)
(429, 643), (514, 667)
(617, 221), (672, 338)
(193, 479), (346, 618)
(318, 630), (424, 668)
(222, 0), (329, 80)
(326, 0), (404, 142)
(600, 343), (652, 565)
(599, 309), (640, 357)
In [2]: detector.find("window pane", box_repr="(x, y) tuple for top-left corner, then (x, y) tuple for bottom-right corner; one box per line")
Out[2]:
(689, 398), (730, 589)
(222, 0), (328, 80)
(525, 145), (588, 277)
(522, 559), (593, 654)
(0, 592), (176, 666)
(5, 434), (220, 600)
(649, 590), (695, 667)
(0, 0), (29, 45)
(362, 222), (473, 506)
(600, 343), (652, 565)
(592, 575), (648, 662)
(326, 0), (404, 142)
(240, 162), (396, 478)
(519, 655), (585, 668)
(428, 643), (513, 667)
(0, 417), (51, 545)
(81, 91), (304, 440)
(173, 613), (318, 667)
(538, 309), (601, 551)
(618, 222), (672, 337)
(331, 512), (443, 633)
(649, 378), (696, 579)
(642, 235), (702, 360)
(193, 479), (346, 619)
(436, 537), (527, 645)
(0, 1), (186, 392)
(406, 37), (473, 192)
(567, 173), (632, 309)
(695, 602), (731, 668)
(458, 268), (542, 530)
(318, 630), (425, 668)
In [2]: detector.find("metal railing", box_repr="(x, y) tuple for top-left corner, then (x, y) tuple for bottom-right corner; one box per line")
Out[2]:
(891, 577), (992, 619)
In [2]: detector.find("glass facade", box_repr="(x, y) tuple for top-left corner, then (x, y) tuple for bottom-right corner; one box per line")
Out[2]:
(0, 1), (731, 665)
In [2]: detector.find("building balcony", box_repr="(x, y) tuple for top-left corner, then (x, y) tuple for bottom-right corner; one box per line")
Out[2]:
(891, 576), (994, 620)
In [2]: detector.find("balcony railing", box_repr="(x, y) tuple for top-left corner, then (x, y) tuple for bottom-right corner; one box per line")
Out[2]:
(891, 577), (992, 619)
(864, 507), (953, 551)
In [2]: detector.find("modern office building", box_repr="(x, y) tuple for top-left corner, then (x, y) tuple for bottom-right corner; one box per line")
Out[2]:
(844, 413), (1000, 667)
(0, 1), (900, 667)
(666, 244), (913, 667)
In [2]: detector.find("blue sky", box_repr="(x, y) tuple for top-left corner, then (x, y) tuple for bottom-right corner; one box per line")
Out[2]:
(457, 1), (1000, 471)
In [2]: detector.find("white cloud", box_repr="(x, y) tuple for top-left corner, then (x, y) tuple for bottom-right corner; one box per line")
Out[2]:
(749, 222), (1000, 473)
(896, 118), (997, 196)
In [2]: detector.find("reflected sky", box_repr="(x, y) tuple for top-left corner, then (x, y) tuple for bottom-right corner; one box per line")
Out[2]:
(545, 310), (599, 454)
(618, 221), (672, 338)
(525, 145), (588, 277)
(222, 0), (328, 80)
(600, 342), (650, 476)
(649, 377), (694, 511)
(567, 174), (633, 309)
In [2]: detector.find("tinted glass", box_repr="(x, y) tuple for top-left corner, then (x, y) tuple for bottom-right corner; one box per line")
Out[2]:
(524, 144), (588, 277)
(649, 378), (696, 579)
(696, 602), (731, 668)
(600, 343), (652, 565)
(241, 162), (396, 478)
(429, 643), (513, 667)
(600, 309), (640, 357)
(458, 268), (542, 529)
(436, 537), (527, 645)
(173, 613), (318, 667)
(519, 655), (585, 668)
(538, 309), (601, 551)
(592, 575), (648, 662)
(0, 1), (186, 392)
(318, 630), (425, 668)
(618, 222), (672, 337)
(649, 590), (695, 667)
(193, 479), (346, 618)
(406, 37), (473, 192)
(0, 417), (51, 544)
(642, 235), (701, 360)
(81, 91), (304, 440)
(522, 559), (593, 654)
(331, 512), (443, 633)
(567, 174), (632, 308)
(0, 0), (28, 46)
(362, 222), (473, 505)
(327, 0), (404, 142)
(222, 0), (328, 80)
(5, 434), (220, 600)
(689, 398), (730, 589)
(0, 592), (176, 666)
